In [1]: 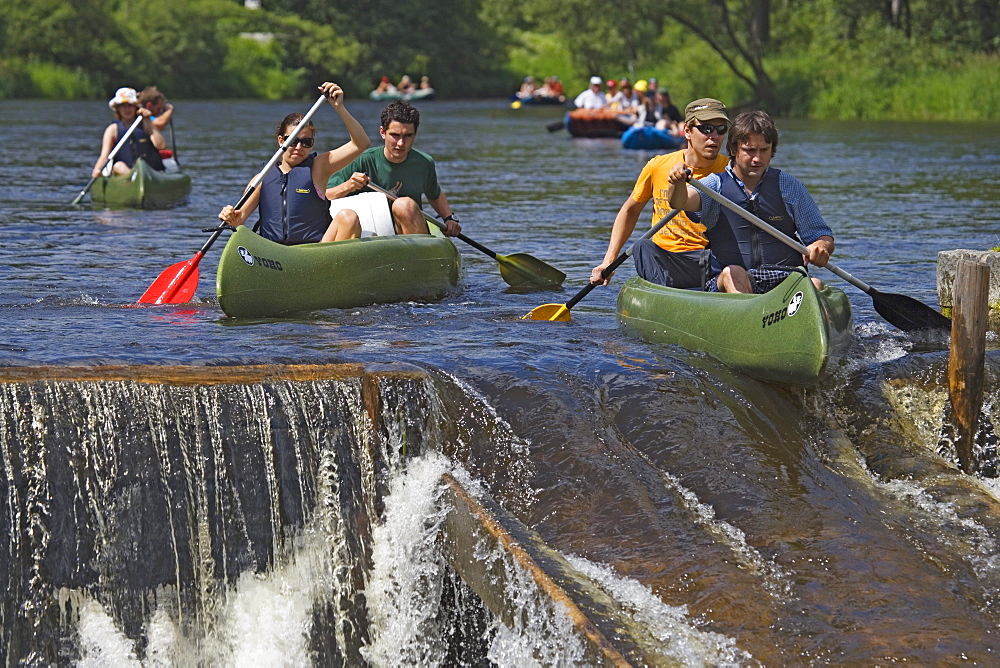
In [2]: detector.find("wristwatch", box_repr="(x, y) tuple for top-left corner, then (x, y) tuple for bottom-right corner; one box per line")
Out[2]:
(442, 213), (460, 224)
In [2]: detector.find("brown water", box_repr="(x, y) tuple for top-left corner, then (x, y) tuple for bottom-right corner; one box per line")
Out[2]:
(1, 99), (1000, 664)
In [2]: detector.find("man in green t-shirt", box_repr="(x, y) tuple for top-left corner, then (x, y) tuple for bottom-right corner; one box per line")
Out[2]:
(325, 101), (462, 236)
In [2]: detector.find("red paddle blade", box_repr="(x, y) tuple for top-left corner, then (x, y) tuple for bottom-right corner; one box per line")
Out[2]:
(138, 254), (202, 305)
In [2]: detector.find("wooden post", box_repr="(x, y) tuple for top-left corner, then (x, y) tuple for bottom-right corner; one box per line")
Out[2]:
(948, 259), (990, 473)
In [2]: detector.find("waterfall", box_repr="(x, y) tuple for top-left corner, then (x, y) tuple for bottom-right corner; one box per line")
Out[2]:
(1, 365), (750, 666)
(0, 368), (440, 664)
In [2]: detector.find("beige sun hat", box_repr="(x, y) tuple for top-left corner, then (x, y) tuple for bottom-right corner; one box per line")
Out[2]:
(108, 87), (138, 108)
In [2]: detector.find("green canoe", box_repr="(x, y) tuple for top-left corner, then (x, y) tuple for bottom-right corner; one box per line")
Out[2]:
(91, 157), (192, 209)
(616, 268), (853, 385)
(368, 87), (436, 102)
(216, 225), (461, 318)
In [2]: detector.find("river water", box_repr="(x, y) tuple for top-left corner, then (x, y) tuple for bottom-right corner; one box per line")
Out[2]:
(2, 99), (1000, 664)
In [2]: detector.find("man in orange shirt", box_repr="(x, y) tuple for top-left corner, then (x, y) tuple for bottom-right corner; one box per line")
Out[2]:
(591, 98), (730, 289)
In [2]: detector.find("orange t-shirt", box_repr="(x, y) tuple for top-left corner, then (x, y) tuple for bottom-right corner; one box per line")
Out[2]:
(631, 151), (729, 252)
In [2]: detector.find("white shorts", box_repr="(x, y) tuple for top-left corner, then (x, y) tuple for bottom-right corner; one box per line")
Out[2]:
(329, 192), (395, 237)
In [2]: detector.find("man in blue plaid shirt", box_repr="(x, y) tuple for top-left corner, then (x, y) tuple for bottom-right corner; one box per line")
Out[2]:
(666, 110), (835, 293)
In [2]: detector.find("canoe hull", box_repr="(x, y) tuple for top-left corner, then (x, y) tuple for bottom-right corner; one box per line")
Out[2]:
(621, 126), (685, 151)
(616, 270), (853, 385)
(91, 158), (191, 209)
(216, 226), (461, 318)
(369, 88), (436, 102)
(564, 109), (631, 138)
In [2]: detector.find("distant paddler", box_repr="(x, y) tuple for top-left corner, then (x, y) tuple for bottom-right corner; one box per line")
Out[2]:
(91, 87), (166, 178)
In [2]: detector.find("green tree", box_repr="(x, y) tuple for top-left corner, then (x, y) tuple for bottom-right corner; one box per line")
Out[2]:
(264, 0), (512, 96)
(0, 0), (131, 91)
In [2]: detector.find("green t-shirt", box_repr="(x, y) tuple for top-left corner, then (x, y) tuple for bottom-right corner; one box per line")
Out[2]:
(328, 146), (442, 203)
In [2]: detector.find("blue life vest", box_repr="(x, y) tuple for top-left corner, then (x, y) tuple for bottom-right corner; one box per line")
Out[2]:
(113, 120), (164, 171)
(706, 167), (801, 269)
(256, 154), (332, 244)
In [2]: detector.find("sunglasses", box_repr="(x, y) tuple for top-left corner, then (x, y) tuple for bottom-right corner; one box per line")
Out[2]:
(280, 135), (315, 148)
(694, 123), (728, 136)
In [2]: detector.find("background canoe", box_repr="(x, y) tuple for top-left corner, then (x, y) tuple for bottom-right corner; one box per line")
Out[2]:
(621, 125), (685, 151)
(368, 88), (436, 102)
(616, 269), (854, 385)
(91, 157), (191, 209)
(216, 225), (461, 318)
(563, 109), (632, 138)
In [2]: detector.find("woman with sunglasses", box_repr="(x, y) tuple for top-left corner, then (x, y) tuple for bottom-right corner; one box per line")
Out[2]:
(218, 81), (370, 244)
(91, 87), (166, 178)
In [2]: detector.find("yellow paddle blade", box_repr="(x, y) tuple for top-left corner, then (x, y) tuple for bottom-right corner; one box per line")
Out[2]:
(521, 303), (571, 321)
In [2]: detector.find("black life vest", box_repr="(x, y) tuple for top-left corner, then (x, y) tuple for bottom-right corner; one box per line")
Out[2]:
(113, 120), (164, 171)
(256, 154), (332, 245)
(706, 167), (802, 269)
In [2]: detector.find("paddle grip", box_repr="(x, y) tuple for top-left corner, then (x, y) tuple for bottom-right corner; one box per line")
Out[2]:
(687, 178), (874, 293)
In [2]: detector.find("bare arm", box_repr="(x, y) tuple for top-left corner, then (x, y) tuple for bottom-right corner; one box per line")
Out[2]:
(804, 236), (835, 267)
(91, 124), (118, 178)
(427, 192), (462, 236)
(139, 108), (166, 150)
(313, 82), (371, 186)
(218, 174), (265, 228)
(325, 171), (369, 200)
(666, 163), (700, 211)
(151, 103), (173, 130)
(589, 196), (646, 285)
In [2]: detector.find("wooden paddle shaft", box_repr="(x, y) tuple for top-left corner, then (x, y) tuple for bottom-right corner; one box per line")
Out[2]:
(688, 178), (875, 293)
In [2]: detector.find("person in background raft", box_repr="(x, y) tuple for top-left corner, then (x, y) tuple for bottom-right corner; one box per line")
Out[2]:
(217, 81), (370, 244)
(373, 77), (396, 95)
(574, 76), (608, 109)
(396, 75), (416, 94)
(91, 87), (166, 178)
(325, 101), (462, 237)
(138, 86), (174, 131)
(667, 109), (834, 293)
(590, 98), (731, 290)
(652, 90), (683, 133)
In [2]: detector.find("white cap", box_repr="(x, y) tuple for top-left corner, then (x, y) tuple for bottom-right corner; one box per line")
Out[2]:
(108, 87), (138, 108)
(589, 76), (602, 85)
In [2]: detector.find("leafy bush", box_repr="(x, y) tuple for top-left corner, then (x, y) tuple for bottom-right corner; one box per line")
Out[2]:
(223, 35), (305, 100)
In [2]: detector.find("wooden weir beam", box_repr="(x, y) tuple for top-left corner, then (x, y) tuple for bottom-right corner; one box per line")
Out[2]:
(440, 473), (677, 667)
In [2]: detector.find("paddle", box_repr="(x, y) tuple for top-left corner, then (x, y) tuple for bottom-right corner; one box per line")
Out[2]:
(363, 181), (566, 289)
(523, 209), (682, 321)
(168, 117), (180, 167)
(546, 119), (565, 132)
(71, 114), (144, 205)
(687, 177), (951, 332)
(138, 94), (330, 305)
